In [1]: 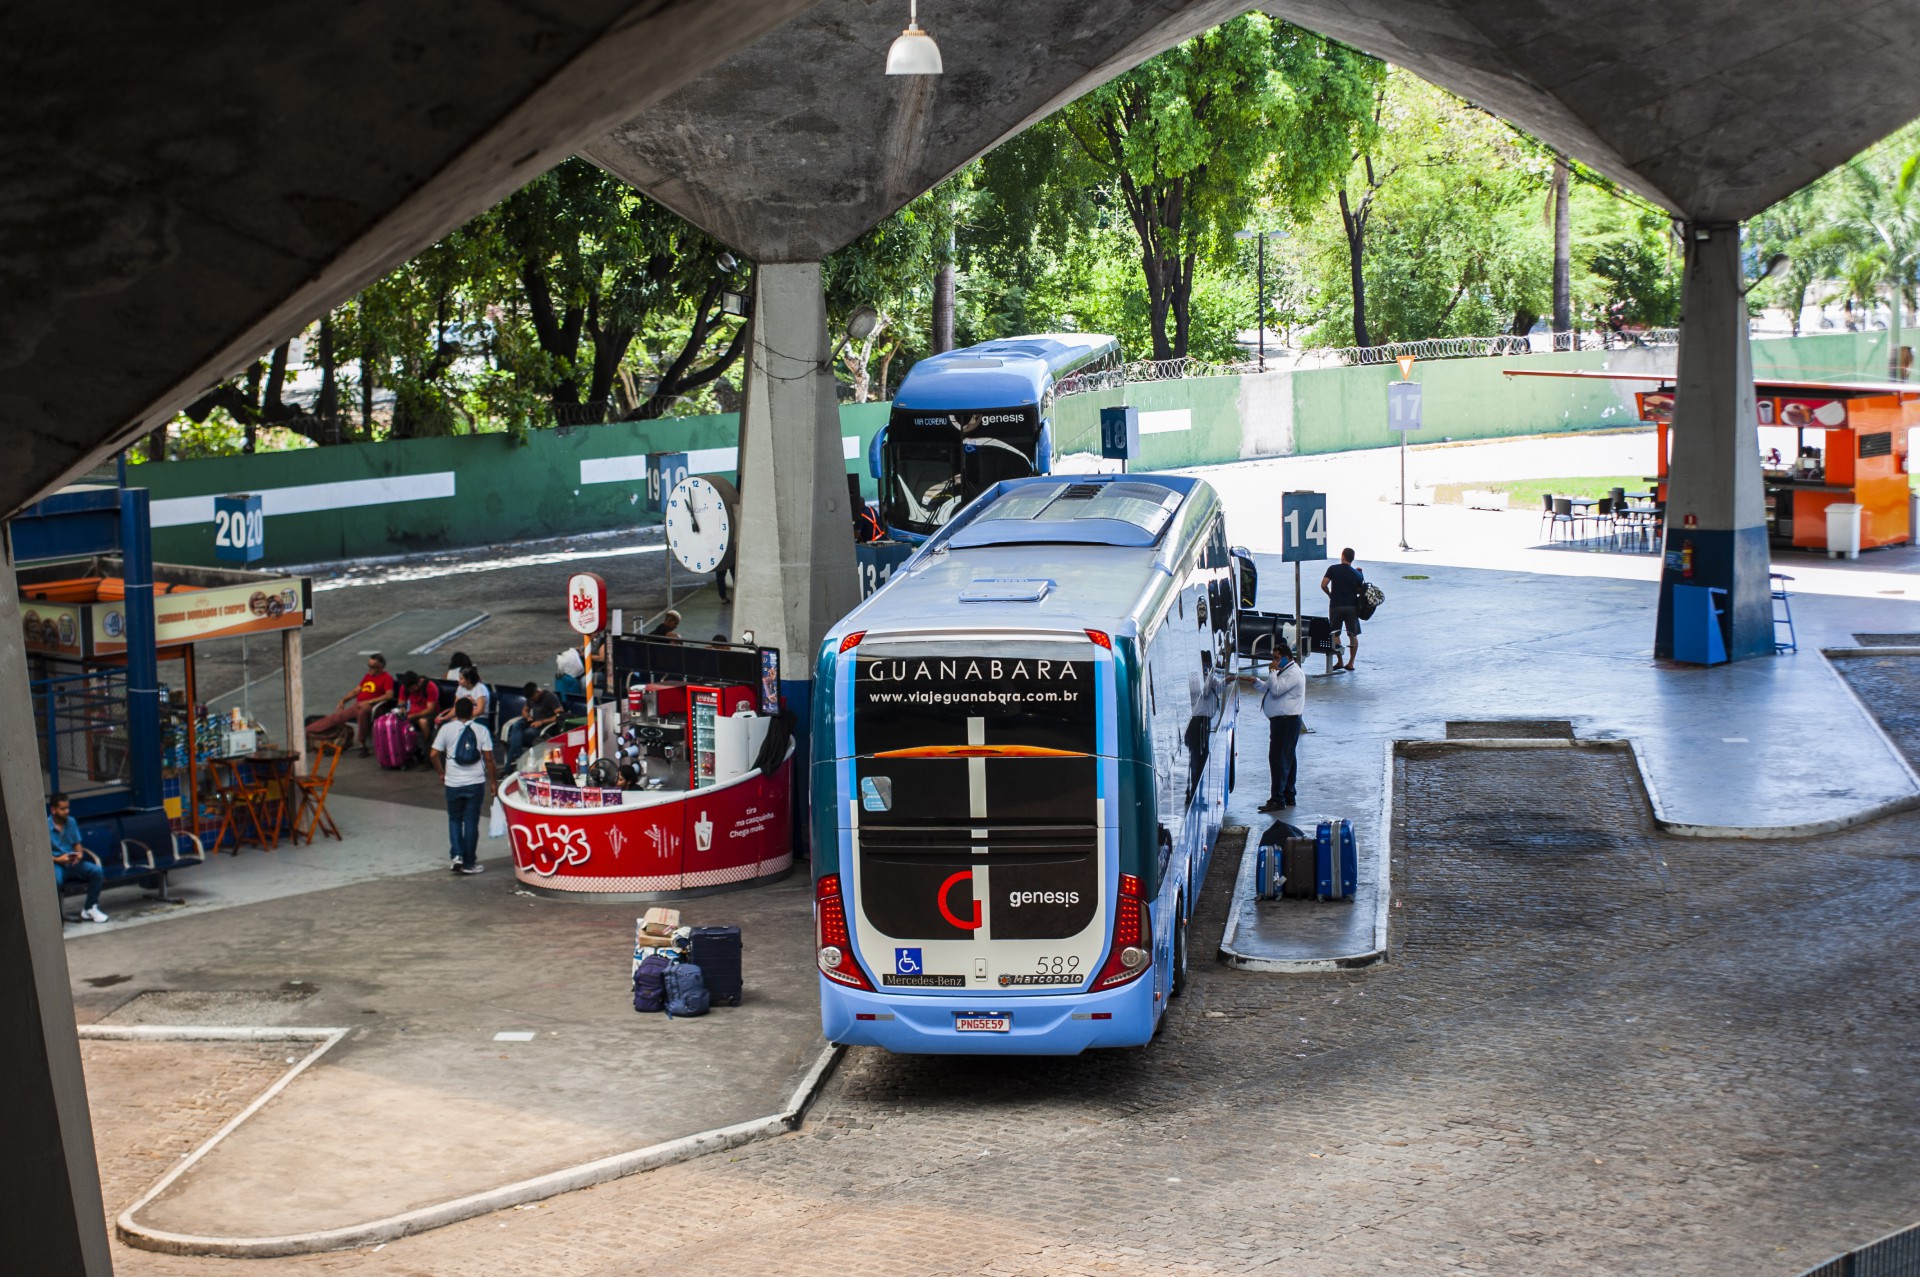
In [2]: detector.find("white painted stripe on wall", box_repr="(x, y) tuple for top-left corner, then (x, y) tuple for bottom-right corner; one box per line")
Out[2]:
(578, 455), (649, 486)
(149, 473), (457, 528)
(1139, 408), (1193, 435)
(687, 446), (739, 473)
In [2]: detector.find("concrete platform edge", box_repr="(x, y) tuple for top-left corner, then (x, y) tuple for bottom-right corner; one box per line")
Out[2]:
(1219, 699), (1920, 974)
(110, 1027), (845, 1258)
(1217, 739), (1394, 974)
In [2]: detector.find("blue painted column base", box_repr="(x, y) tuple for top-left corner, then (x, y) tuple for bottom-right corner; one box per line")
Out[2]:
(1654, 524), (1773, 662)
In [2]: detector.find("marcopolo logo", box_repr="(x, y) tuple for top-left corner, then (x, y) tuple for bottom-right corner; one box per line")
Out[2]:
(1007, 890), (1080, 908)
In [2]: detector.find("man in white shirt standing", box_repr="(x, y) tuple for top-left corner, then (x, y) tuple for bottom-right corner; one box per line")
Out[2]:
(1259, 637), (1306, 812)
(430, 699), (498, 874)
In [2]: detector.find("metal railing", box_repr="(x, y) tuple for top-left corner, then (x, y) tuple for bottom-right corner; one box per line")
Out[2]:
(1797, 1221), (1920, 1277)
(1051, 330), (1683, 402)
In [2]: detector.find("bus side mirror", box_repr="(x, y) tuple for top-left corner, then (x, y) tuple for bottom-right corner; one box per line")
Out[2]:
(1231, 547), (1257, 609)
(1034, 423), (1052, 475)
(867, 426), (887, 480)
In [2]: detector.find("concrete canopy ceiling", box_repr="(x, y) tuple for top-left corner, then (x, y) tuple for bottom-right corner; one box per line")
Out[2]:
(584, 0), (1254, 263)
(9, 1), (1920, 522)
(0, 0), (820, 520)
(1258, 0), (1920, 222)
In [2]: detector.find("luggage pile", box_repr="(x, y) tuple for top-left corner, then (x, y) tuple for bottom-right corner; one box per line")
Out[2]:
(1255, 818), (1357, 903)
(630, 908), (744, 1020)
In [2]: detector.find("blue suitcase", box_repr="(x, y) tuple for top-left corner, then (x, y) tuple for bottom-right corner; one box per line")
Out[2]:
(1315, 818), (1357, 901)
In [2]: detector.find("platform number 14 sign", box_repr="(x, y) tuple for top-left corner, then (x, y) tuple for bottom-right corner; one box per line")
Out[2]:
(1281, 492), (1328, 563)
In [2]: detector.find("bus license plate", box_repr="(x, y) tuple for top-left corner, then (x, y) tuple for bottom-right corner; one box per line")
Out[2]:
(954, 1014), (1010, 1033)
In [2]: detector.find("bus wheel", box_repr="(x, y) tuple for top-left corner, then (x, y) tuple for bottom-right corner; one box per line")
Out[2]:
(1169, 901), (1190, 999)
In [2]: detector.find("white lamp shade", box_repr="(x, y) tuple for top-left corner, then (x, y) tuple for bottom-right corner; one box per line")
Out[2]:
(886, 24), (943, 75)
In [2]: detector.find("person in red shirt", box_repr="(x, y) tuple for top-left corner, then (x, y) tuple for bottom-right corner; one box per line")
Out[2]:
(305, 654), (396, 756)
(400, 671), (440, 763)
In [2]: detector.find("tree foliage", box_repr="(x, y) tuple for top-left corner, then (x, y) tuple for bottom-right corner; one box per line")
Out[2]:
(1054, 15), (1379, 359)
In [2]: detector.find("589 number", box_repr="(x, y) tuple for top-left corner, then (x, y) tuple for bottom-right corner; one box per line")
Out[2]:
(214, 507), (264, 549)
(1035, 955), (1081, 975)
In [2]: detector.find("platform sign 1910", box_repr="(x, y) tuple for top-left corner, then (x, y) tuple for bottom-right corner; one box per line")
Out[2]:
(213, 493), (265, 564)
(1280, 491), (1328, 563)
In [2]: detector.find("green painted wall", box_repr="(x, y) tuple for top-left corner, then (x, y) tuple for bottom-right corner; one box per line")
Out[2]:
(131, 332), (1892, 568)
(137, 404), (892, 569)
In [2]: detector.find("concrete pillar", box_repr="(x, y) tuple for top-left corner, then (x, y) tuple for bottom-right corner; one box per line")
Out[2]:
(732, 261), (859, 681)
(0, 547), (114, 1274)
(1655, 223), (1773, 661)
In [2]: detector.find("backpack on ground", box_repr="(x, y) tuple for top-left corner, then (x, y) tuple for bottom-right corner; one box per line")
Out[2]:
(1358, 581), (1386, 621)
(633, 951), (671, 1013)
(664, 959), (711, 1018)
(453, 724), (480, 766)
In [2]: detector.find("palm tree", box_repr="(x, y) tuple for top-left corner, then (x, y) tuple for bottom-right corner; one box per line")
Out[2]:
(1839, 149), (1920, 374)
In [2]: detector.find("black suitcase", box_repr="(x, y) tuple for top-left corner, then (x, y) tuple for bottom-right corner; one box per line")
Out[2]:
(1281, 834), (1318, 900)
(684, 926), (743, 1006)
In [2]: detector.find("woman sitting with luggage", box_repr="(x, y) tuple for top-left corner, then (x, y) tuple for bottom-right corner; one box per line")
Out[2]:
(436, 665), (490, 728)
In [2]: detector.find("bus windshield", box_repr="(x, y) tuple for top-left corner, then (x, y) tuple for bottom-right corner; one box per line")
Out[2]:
(881, 407), (1041, 538)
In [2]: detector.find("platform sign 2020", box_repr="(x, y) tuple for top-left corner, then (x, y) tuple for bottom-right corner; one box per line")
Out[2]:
(1280, 491), (1327, 563)
(213, 493), (264, 564)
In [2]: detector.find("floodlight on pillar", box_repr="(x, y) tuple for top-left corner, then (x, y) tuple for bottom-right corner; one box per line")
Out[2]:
(885, 0), (942, 75)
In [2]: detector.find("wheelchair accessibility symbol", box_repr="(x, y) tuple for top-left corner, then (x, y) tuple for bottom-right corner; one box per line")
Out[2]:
(894, 948), (923, 975)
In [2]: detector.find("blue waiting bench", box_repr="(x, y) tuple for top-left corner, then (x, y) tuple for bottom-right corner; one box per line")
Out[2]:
(59, 810), (205, 915)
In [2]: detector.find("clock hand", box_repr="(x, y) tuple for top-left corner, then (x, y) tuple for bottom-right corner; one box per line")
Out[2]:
(687, 501), (701, 534)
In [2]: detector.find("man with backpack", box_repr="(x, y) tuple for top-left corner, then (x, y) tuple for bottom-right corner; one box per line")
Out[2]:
(429, 698), (498, 875)
(1320, 547), (1367, 673)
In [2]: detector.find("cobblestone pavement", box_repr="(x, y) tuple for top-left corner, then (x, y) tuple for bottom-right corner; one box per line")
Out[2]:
(1834, 653), (1920, 766)
(81, 1040), (290, 1233)
(96, 739), (1920, 1276)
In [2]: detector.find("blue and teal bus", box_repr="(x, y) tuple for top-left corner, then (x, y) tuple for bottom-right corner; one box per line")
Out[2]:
(870, 334), (1122, 543)
(812, 474), (1238, 1053)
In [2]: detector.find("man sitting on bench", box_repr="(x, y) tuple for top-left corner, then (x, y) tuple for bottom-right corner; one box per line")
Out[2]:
(48, 793), (107, 923)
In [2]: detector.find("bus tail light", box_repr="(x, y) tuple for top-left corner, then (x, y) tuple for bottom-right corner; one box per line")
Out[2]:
(1085, 629), (1111, 650)
(816, 874), (874, 991)
(1093, 872), (1151, 990)
(839, 631), (867, 654)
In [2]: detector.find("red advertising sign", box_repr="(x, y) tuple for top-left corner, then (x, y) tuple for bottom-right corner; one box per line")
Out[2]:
(500, 748), (793, 895)
(566, 572), (607, 635)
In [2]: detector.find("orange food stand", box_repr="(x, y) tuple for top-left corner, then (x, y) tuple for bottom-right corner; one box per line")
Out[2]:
(1634, 379), (1915, 552)
(1504, 369), (1916, 553)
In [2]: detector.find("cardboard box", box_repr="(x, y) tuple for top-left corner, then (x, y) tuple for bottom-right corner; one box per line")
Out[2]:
(634, 907), (681, 949)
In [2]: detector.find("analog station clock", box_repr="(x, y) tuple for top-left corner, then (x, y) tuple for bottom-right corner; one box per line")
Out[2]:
(664, 474), (740, 575)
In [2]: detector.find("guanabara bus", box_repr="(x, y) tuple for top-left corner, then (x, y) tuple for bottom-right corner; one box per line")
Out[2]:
(811, 474), (1238, 1053)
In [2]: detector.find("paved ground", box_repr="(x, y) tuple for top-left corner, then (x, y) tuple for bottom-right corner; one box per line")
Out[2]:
(70, 432), (1920, 1271)
(92, 739), (1920, 1275)
(69, 860), (820, 1241)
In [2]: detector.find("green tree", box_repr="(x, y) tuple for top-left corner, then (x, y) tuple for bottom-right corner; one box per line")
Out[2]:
(1058, 14), (1379, 360)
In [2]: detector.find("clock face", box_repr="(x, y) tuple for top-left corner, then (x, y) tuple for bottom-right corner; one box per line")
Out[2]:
(665, 476), (735, 573)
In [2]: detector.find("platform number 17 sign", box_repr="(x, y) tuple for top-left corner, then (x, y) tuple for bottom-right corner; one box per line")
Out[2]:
(1281, 492), (1328, 563)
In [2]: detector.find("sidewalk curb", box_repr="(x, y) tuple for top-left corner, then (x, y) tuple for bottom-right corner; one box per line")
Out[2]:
(1217, 738), (1394, 973)
(108, 1026), (845, 1258)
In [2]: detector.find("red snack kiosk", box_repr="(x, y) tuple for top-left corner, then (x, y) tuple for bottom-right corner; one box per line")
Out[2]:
(498, 633), (793, 899)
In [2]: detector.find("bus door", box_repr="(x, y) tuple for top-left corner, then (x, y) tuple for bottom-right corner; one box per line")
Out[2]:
(847, 648), (1107, 993)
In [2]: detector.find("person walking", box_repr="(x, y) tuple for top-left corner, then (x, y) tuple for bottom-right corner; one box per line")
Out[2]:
(430, 699), (497, 875)
(1320, 547), (1367, 673)
(48, 793), (108, 922)
(1259, 639), (1305, 812)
